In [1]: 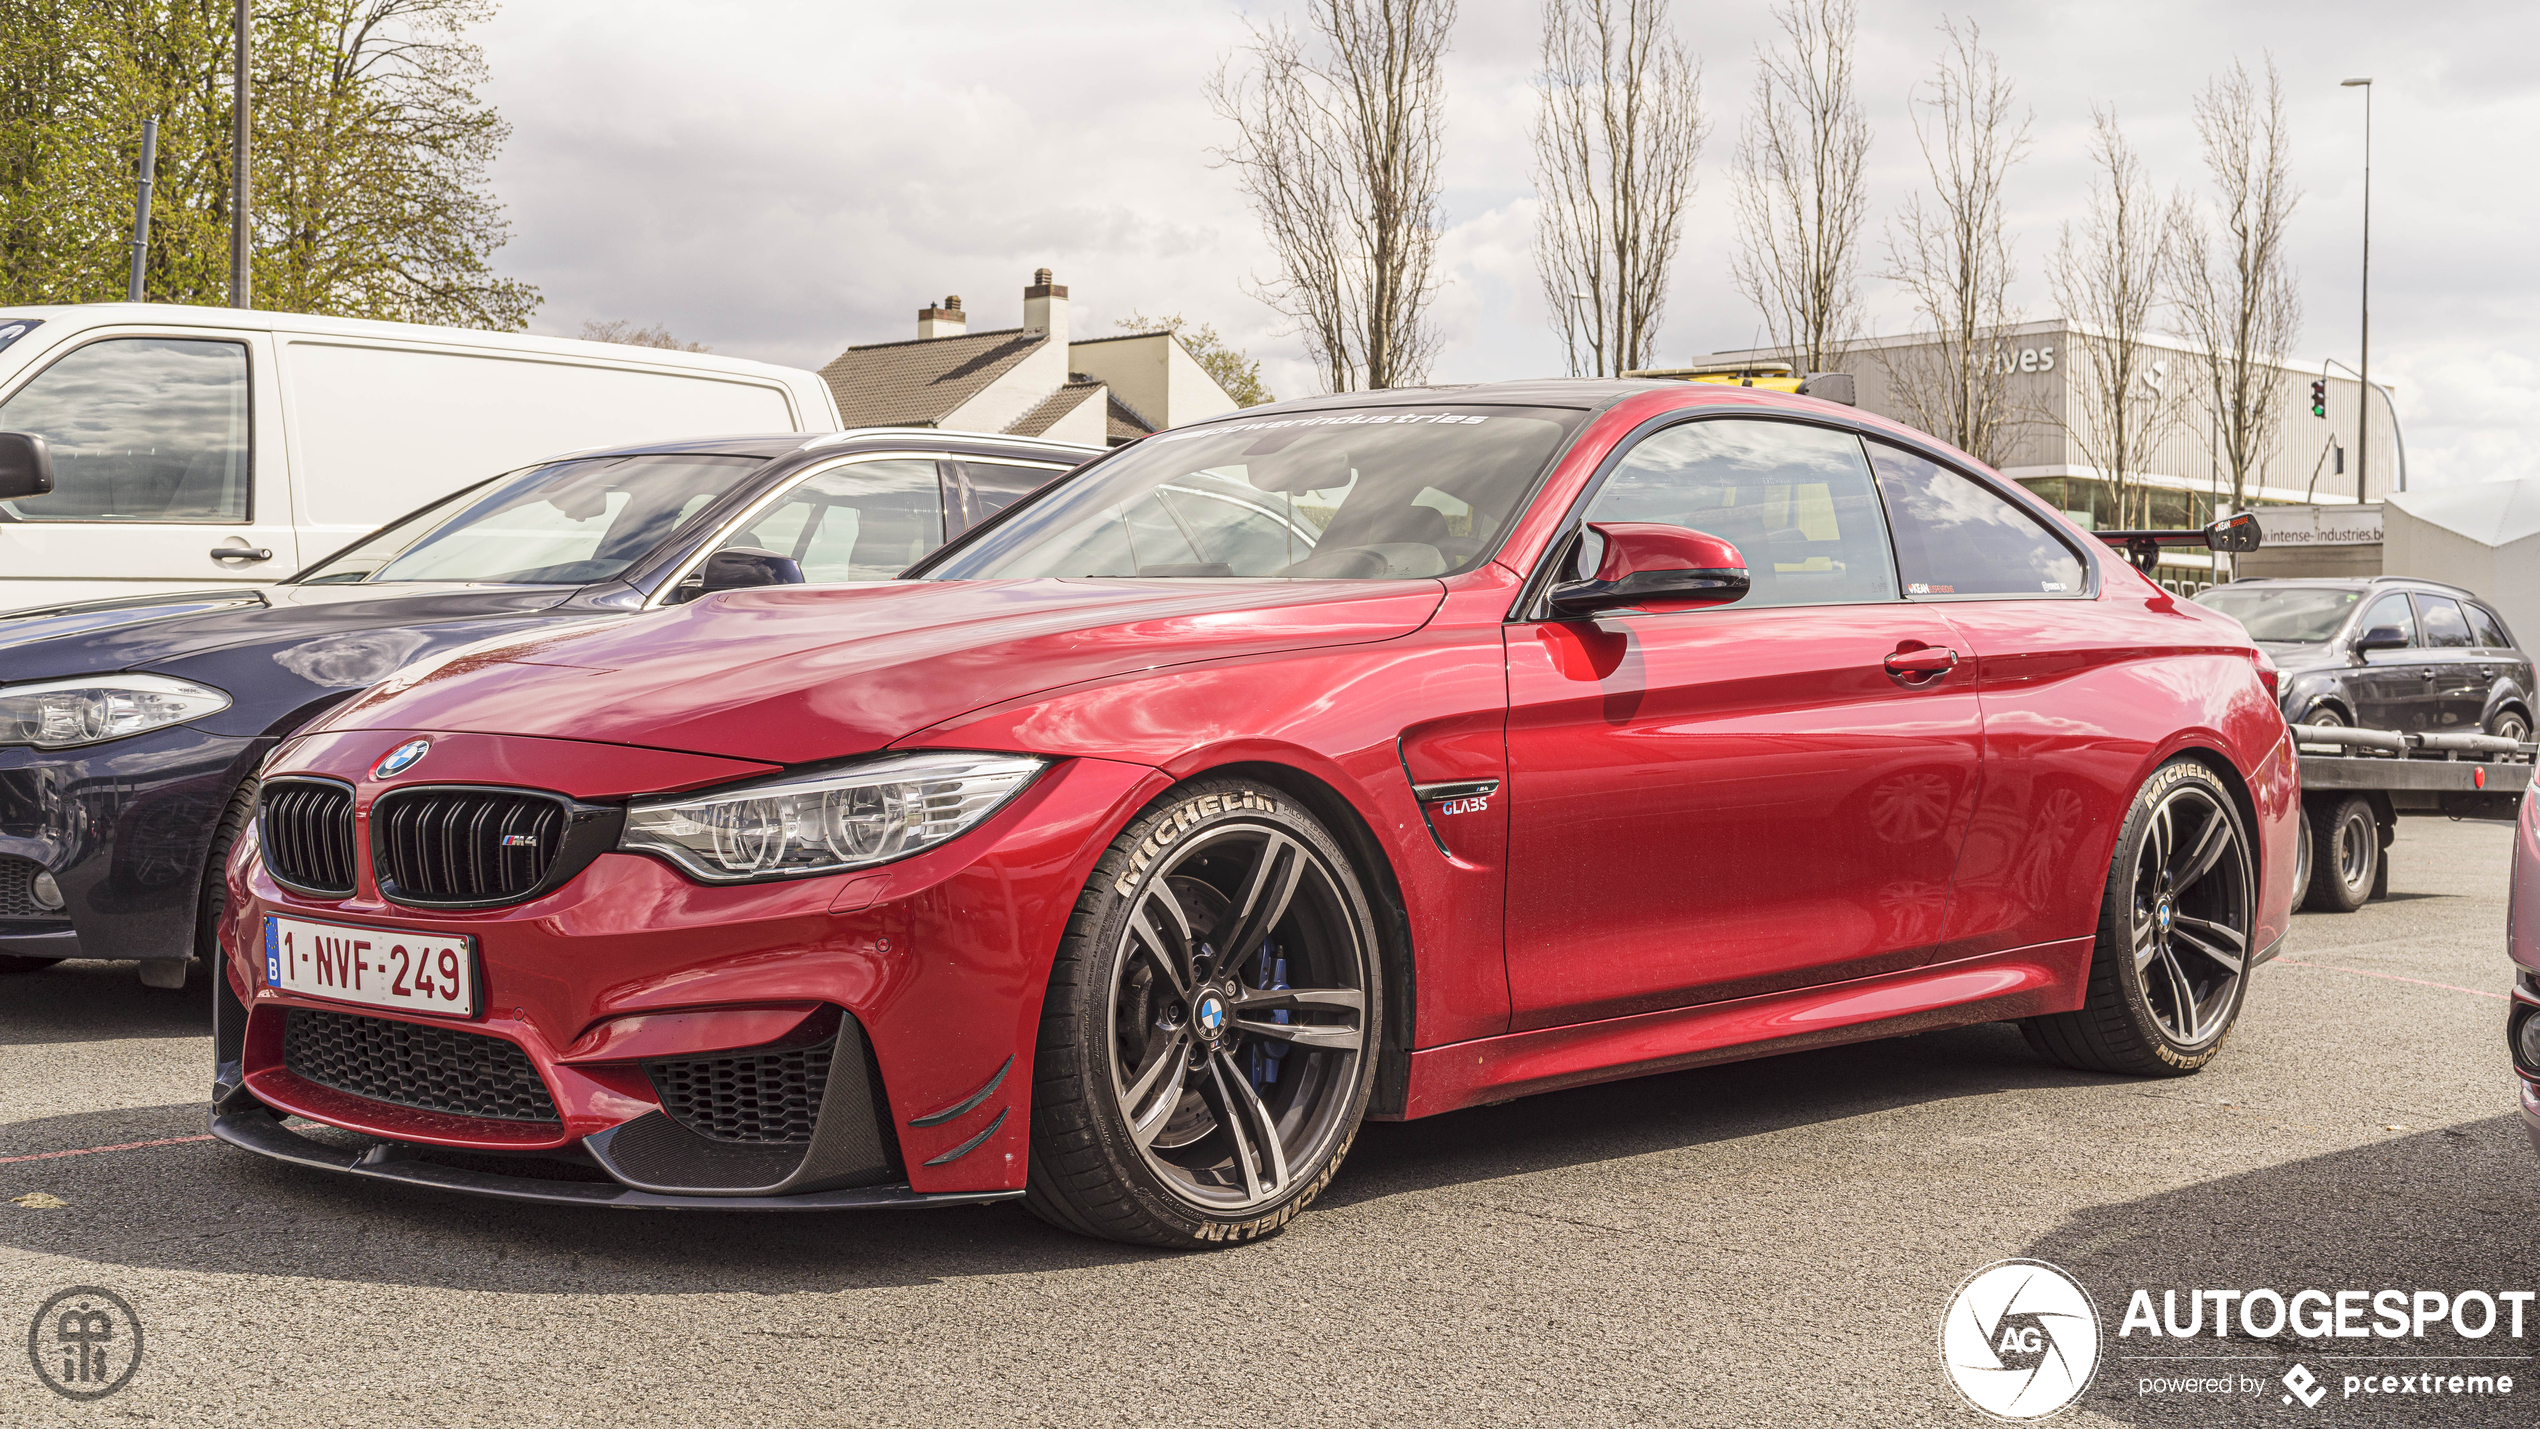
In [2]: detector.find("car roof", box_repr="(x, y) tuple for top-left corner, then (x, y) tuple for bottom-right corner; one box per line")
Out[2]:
(2220, 575), (2489, 602)
(534, 427), (1103, 464)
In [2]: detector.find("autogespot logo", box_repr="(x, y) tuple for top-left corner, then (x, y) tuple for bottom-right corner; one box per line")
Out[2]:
(1942, 1260), (2103, 1421)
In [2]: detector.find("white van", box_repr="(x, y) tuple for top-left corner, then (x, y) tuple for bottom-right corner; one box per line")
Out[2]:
(0, 304), (842, 611)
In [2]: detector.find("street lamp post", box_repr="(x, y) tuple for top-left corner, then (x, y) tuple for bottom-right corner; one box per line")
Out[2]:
(2342, 77), (2372, 504)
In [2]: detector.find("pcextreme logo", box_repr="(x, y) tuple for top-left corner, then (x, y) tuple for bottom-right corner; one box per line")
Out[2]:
(1941, 1259), (2103, 1421)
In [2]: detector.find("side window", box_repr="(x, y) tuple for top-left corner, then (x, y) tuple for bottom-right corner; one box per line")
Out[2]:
(2358, 593), (2416, 647)
(958, 460), (1065, 525)
(2415, 595), (2474, 648)
(1580, 418), (1897, 609)
(2468, 603), (2514, 650)
(709, 458), (943, 583)
(0, 337), (250, 522)
(1864, 439), (2086, 597)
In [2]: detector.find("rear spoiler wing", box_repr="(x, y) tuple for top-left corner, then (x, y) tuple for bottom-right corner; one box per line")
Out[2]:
(2091, 513), (2262, 572)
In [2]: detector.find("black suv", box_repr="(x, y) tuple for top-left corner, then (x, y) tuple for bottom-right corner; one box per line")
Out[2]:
(2195, 577), (2535, 745)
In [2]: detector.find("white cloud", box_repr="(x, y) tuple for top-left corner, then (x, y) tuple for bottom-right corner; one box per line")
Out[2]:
(476, 0), (2536, 486)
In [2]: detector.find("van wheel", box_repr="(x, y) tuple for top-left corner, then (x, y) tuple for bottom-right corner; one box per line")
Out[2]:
(2023, 759), (2254, 1077)
(2301, 793), (2377, 914)
(1025, 778), (1380, 1248)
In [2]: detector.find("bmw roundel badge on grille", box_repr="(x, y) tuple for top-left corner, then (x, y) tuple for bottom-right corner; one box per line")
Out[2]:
(373, 738), (430, 778)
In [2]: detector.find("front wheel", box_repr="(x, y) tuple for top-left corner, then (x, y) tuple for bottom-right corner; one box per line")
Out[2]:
(2023, 759), (2255, 1077)
(1026, 777), (1382, 1248)
(2490, 707), (2533, 762)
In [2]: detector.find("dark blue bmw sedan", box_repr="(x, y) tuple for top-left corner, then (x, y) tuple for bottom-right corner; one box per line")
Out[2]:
(0, 428), (1093, 986)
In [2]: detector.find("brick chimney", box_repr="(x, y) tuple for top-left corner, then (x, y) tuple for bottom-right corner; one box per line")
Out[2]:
(1022, 268), (1068, 347)
(917, 294), (965, 340)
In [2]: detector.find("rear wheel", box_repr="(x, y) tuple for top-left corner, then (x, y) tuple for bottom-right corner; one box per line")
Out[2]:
(2023, 759), (2254, 1077)
(2296, 703), (2348, 752)
(1026, 777), (1380, 1248)
(2301, 793), (2378, 914)
(2490, 707), (2533, 761)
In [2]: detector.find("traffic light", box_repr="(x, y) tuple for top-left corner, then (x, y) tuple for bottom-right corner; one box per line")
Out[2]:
(2310, 378), (2327, 418)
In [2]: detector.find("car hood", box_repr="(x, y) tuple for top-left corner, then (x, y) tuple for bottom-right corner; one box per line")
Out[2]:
(0, 583), (584, 680)
(308, 578), (1449, 765)
(2257, 641), (2349, 675)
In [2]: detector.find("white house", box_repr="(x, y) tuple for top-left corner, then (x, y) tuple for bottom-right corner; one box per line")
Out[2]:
(817, 270), (1238, 446)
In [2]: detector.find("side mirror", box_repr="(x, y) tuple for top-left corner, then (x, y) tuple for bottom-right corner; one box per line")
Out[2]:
(1548, 522), (1749, 616)
(697, 546), (805, 594)
(2353, 624), (2411, 654)
(2207, 511), (2263, 554)
(0, 430), (55, 502)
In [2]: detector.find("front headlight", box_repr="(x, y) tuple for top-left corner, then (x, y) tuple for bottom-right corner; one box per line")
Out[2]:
(618, 750), (1048, 884)
(0, 674), (233, 748)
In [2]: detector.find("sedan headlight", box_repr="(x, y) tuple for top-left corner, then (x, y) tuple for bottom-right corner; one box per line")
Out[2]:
(0, 674), (233, 748)
(619, 751), (1048, 883)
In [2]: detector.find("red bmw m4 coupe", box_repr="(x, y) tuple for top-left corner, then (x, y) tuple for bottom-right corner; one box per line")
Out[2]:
(214, 380), (2299, 1247)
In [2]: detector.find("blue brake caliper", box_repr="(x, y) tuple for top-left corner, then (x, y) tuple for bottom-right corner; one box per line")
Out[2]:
(1249, 941), (1290, 1092)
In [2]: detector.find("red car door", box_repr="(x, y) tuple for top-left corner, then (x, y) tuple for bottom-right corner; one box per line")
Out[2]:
(1501, 417), (1984, 1030)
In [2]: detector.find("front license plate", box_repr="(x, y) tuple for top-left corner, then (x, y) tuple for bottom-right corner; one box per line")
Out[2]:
(264, 915), (478, 1018)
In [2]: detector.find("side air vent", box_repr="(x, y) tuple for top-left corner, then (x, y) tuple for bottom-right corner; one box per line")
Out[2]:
(260, 778), (357, 897)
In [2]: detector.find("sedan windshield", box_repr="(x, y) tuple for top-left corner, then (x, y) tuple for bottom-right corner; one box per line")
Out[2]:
(296, 454), (766, 585)
(2193, 585), (2363, 642)
(926, 405), (1588, 580)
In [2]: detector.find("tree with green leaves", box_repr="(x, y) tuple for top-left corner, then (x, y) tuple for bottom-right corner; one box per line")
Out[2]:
(0, 0), (535, 328)
(1119, 312), (1274, 407)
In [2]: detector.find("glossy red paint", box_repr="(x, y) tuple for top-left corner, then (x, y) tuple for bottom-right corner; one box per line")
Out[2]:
(225, 379), (2299, 1206)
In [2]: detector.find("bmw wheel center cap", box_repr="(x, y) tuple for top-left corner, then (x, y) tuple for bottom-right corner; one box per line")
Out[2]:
(374, 738), (430, 778)
(1193, 992), (1228, 1041)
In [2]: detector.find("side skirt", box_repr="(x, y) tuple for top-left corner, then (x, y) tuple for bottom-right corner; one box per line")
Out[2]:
(1395, 937), (2093, 1119)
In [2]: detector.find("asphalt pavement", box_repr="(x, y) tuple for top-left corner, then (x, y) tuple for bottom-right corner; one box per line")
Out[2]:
(2, 815), (2528, 1427)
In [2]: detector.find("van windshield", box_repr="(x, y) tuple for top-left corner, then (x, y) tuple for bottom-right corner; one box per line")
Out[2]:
(295, 454), (765, 585)
(924, 405), (1588, 580)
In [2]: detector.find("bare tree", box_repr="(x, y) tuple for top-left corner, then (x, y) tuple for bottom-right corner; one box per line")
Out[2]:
(2047, 109), (2170, 528)
(1530, 0), (1705, 377)
(1210, 0), (1455, 392)
(1730, 0), (1868, 375)
(1880, 20), (2029, 465)
(578, 318), (708, 351)
(2167, 59), (2300, 517)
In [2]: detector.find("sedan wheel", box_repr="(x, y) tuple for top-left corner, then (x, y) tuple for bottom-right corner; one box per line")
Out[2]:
(1028, 779), (1380, 1247)
(2024, 759), (2254, 1076)
(2491, 708), (2533, 762)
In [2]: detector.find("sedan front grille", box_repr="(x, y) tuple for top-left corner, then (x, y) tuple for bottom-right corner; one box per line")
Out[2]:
(283, 1007), (559, 1123)
(647, 1037), (836, 1144)
(374, 787), (566, 906)
(260, 779), (356, 897)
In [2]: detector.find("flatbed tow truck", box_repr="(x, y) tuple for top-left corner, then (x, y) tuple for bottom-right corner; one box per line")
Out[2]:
(2088, 516), (2535, 911)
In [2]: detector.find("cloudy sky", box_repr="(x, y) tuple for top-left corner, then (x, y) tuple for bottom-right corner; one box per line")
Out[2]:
(475, 1), (2528, 489)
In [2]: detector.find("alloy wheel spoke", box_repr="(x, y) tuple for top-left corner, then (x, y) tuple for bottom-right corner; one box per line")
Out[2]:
(1218, 833), (1306, 971)
(1230, 983), (1365, 1049)
(2158, 948), (2200, 1037)
(1205, 1050), (1286, 1200)
(2149, 803), (2174, 879)
(1124, 1035), (1193, 1149)
(2171, 804), (2232, 888)
(2131, 916), (2161, 974)
(2170, 924), (2246, 979)
(1130, 907), (1192, 996)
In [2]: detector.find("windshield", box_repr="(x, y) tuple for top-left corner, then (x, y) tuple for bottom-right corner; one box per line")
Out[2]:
(2193, 585), (2364, 642)
(926, 405), (1589, 580)
(296, 454), (765, 585)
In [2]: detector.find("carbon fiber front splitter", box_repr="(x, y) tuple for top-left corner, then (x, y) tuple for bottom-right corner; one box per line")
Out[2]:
(209, 1107), (1022, 1211)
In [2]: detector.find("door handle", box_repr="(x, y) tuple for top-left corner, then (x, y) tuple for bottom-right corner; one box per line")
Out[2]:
(209, 546), (272, 563)
(1884, 647), (1960, 677)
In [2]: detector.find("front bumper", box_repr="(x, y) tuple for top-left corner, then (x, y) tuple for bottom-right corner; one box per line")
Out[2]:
(0, 724), (268, 960)
(209, 1105), (1019, 1210)
(220, 728), (1167, 1203)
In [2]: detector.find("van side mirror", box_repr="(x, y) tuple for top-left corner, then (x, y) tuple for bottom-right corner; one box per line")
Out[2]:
(2354, 625), (2410, 653)
(0, 431), (55, 502)
(696, 546), (805, 594)
(1548, 522), (1750, 616)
